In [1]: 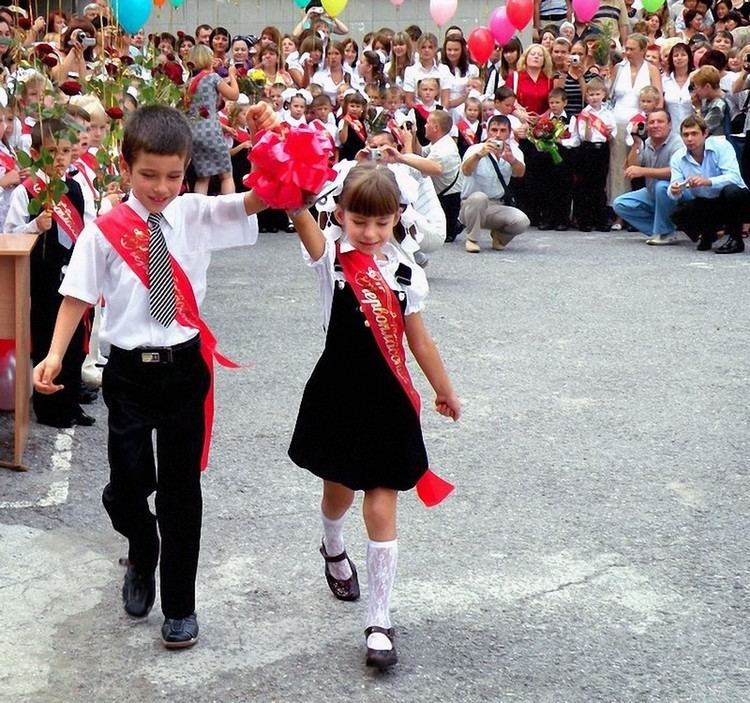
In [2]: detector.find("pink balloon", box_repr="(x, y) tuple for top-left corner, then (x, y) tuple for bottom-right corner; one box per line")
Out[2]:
(572, 0), (600, 23)
(429, 0), (457, 26)
(390, 0), (406, 5)
(489, 6), (516, 45)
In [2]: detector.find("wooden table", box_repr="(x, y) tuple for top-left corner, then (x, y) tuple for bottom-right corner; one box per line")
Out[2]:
(0, 234), (37, 470)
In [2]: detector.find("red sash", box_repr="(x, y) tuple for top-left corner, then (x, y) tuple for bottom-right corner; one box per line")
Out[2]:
(75, 159), (100, 203)
(219, 113), (251, 144)
(457, 119), (478, 145)
(96, 203), (240, 470)
(578, 110), (611, 140)
(344, 116), (367, 143)
(188, 69), (211, 96)
(414, 104), (432, 122)
(336, 244), (454, 507)
(0, 150), (16, 172)
(23, 177), (85, 243)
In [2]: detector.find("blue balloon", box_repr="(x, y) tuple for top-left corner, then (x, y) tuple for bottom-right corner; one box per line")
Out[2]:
(171, 0), (185, 7)
(110, 0), (152, 35)
(295, 0), (308, 7)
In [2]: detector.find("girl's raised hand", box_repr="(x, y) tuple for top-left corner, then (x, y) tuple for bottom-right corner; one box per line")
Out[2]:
(435, 392), (461, 421)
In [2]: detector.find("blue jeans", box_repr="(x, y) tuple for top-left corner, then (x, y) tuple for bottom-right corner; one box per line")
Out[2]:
(612, 181), (676, 236)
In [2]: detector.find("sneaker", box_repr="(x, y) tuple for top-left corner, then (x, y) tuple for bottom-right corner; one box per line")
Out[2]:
(161, 613), (199, 649)
(465, 239), (480, 253)
(646, 233), (678, 246)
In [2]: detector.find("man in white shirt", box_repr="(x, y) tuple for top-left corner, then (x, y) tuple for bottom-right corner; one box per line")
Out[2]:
(403, 110), (464, 243)
(459, 115), (529, 253)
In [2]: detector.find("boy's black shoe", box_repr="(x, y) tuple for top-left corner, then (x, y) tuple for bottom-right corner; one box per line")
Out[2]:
(162, 613), (199, 649)
(122, 563), (155, 617)
(73, 407), (96, 426)
(715, 236), (744, 254)
(696, 232), (717, 251)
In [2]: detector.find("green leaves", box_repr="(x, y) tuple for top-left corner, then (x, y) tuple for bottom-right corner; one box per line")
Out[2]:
(16, 150), (32, 169)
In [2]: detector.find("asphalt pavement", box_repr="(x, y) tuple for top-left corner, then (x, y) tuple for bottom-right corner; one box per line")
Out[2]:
(1, 226), (748, 703)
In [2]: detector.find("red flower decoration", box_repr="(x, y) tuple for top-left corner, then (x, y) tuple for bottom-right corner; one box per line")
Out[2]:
(237, 66), (247, 77)
(17, 17), (31, 30)
(177, 31), (185, 38)
(35, 43), (55, 56)
(199, 106), (209, 118)
(244, 125), (336, 210)
(106, 107), (124, 120)
(59, 80), (83, 96)
(105, 62), (118, 76)
(166, 52), (176, 62)
(119, 54), (134, 66)
(42, 54), (58, 67)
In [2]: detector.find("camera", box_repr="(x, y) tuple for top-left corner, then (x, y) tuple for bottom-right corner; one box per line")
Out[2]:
(490, 139), (504, 150)
(69, 29), (96, 48)
(369, 147), (383, 160)
(403, 120), (413, 130)
(570, 55), (581, 66)
(635, 122), (647, 138)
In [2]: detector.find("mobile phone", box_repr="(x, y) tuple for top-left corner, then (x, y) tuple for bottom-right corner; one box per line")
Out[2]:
(677, 180), (690, 188)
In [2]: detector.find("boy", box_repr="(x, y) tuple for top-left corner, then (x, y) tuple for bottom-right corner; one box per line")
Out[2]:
(538, 88), (575, 230)
(493, 86), (524, 144)
(569, 78), (617, 231)
(626, 85), (662, 147)
(5, 119), (89, 427)
(33, 104), (276, 649)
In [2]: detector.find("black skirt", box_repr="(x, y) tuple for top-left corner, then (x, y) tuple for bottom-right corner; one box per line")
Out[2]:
(289, 281), (428, 491)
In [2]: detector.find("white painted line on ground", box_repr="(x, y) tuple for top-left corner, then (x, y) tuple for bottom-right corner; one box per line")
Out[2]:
(0, 428), (74, 509)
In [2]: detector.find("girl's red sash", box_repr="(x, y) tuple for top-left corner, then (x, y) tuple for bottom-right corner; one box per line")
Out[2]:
(75, 159), (100, 203)
(23, 177), (85, 243)
(344, 115), (368, 144)
(456, 119), (477, 145)
(414, 104), (432, 122)
(336, 243), (454, 507)
(0, 150), (16, 172)
(96, 203), (240, 470)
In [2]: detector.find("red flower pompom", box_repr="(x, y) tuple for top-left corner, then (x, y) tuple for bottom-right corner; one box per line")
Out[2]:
(199, 106), (209, 118)
(18, 17), (31, 30)
(105, 107), (124, 120)
(244, 125), (336, 210)
(59, 80), (82, 96)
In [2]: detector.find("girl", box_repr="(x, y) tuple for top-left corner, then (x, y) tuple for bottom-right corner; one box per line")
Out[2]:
(0, 105), (18, 226)
(342, 37), (359, 69)
(500, 37), (523, 81)
(403, 33), (441, 108)
(313, 41), (353, 102)
(385, 31), (412, 89)
(357, 50), (386, 90)
(287, 162), (460, 669)
(186, 44), (239, 195)
(456, 95), (483, 156)
(408, 77), (443, 147)
(338, 92), (368, 160)
(439, 35), (479, 116)
(282, 88), (311, 127)
(288, 34), (324, 88)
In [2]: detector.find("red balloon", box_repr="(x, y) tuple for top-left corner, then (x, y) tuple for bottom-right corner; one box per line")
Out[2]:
(467, 27), (495, 65)
(506, 0), (533, 30)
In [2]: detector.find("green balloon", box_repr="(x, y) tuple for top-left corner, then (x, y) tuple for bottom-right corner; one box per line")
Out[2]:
(641, 0), (665, 12)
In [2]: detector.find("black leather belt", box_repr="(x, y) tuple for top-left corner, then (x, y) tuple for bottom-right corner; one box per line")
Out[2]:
(111, 335), (200, 365)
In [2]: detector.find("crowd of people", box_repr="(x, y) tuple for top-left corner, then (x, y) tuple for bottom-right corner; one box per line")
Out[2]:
(5, 0), (750, 669)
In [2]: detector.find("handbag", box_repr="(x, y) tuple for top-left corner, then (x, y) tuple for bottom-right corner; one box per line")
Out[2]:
(488, 154), (518, 208)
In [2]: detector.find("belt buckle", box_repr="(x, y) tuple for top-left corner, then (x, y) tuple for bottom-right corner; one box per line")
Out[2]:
(140, 349), (173, 364)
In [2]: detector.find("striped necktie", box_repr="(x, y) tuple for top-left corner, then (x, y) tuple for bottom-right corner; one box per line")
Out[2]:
(147, 212), (176, 327)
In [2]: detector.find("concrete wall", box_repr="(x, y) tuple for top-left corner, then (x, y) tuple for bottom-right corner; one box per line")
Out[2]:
(145, 0), (495, 37)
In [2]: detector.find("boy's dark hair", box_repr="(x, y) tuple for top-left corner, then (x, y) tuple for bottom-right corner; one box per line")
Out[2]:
(31, 118), (67, 151)
(549, 87), (568, 101)
(494, 86), (516, 102)
(487, 114), (511, 130)
(122, 105), (192, 165)
(311, 93), (332, 108)
(404, 24), (422, 42)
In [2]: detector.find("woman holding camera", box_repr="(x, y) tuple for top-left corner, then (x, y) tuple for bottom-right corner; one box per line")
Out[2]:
(51, 19), (97, 83)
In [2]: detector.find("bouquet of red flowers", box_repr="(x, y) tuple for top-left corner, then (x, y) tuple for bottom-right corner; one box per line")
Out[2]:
(528, 115), (566, 165)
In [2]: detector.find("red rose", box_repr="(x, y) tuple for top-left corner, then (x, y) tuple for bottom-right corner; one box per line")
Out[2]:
(119, 55), (134, 65)
(35, 43), (55, 56)
(177, 31), (185, 38)
(106, 107), (124, 120)
(59, 80), (82, 96)
(199, 106), (210, 118)
(42, 54), (58, 68)
(237, 66), (247, 77)
(105, 62), (118, 76)
(18, 17), (31, 30)
(166, 52), (176, 62)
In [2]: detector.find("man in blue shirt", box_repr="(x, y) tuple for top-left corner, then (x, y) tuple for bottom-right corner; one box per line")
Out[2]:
(668, 114), (749, 254)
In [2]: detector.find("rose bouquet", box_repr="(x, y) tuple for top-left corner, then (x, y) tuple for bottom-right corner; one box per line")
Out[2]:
(528, 115), (567, 165)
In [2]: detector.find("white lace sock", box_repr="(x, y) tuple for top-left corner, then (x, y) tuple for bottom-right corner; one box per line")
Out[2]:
(366, 539), (398, 651)
(322, 511), (352, 580)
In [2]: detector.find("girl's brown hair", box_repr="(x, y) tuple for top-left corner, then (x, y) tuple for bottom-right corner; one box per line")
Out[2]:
(338, 163), (400, 217)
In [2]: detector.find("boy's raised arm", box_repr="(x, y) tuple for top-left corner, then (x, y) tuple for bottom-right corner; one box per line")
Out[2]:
(34, 296), (90, 394)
